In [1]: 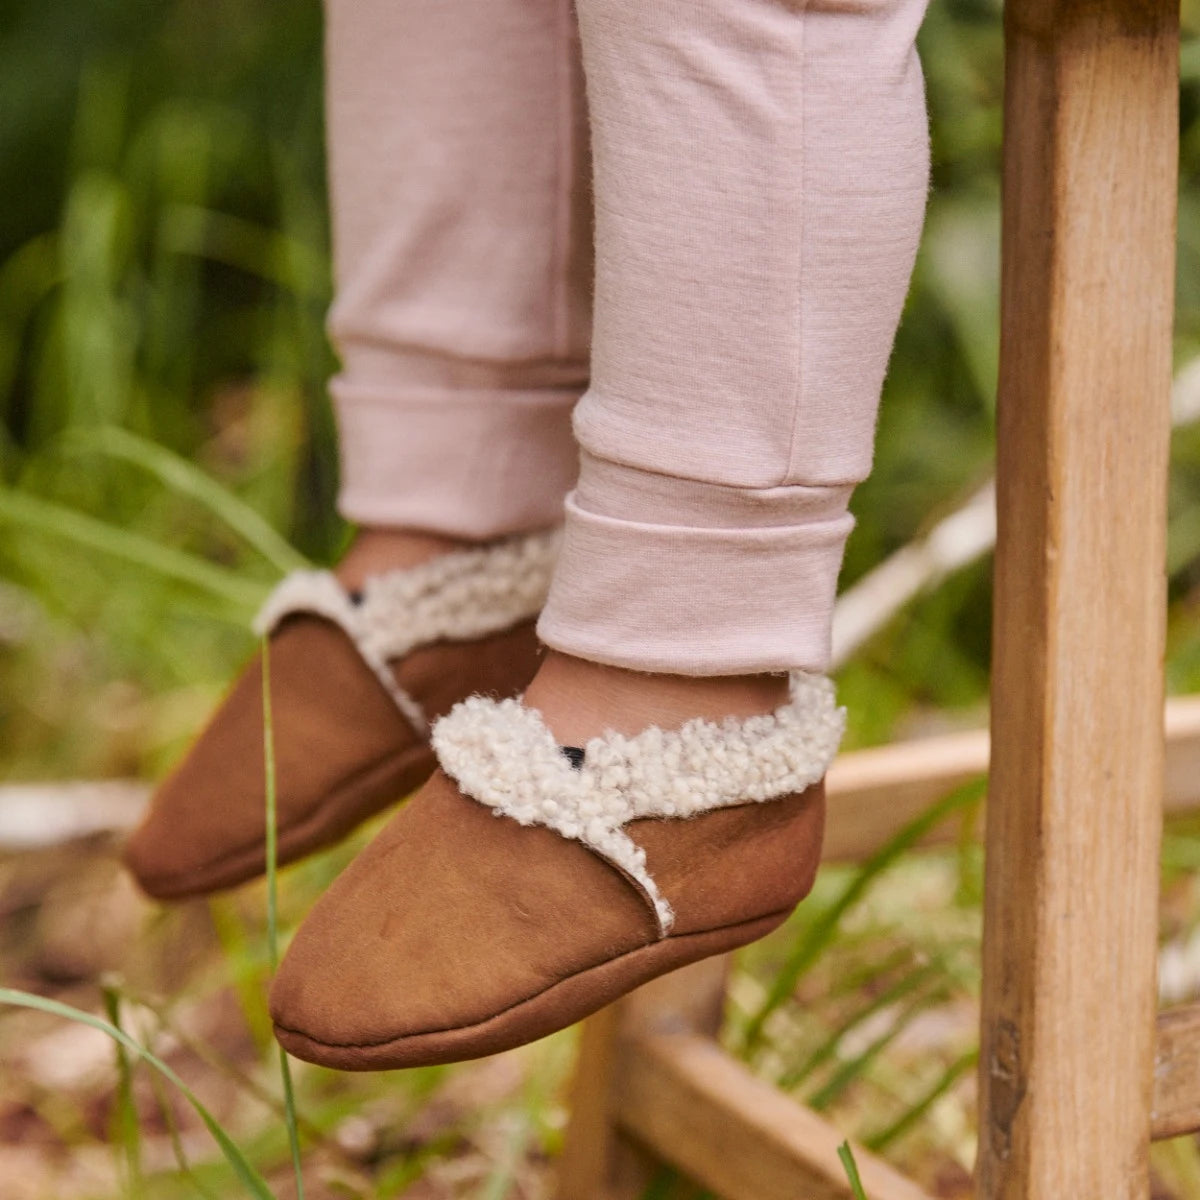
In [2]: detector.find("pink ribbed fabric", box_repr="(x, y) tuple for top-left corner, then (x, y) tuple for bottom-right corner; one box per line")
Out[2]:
(324, 0), (593, 539)
(324, 0), (931, 675)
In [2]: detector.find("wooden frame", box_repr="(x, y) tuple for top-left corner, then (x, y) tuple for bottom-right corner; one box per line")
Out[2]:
(554, 713), (1200, 1198)
(556, 1), (1184, 1196)
(979, 0), (1178, 1193)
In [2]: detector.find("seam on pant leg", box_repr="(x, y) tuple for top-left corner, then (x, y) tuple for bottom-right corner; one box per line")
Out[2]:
(783, 0), (811, 487)
(573, 448), (856, 530)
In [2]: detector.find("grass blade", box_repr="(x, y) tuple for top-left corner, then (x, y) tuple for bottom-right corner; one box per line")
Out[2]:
(0, 987), (275, 1200)
(121, 982), (328, 1146)
(159, 205), (329, 299)
(0, 487), (268, 612)
(806, 985), (949, 1112)
(837, 1141), (870, 1200)
(863, 1048), (979, 1153)
(778, 958), (948, 1091)
(101, 983), (144, 1197)
(277, 1050), (303, 1198)
(263, 639), (305, 1200)
(740, 774), (986, 1053)
(59, 425), (310, 574)
(144, 1054), (220, 1200)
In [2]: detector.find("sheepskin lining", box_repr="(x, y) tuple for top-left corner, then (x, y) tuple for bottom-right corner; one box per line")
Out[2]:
(432, 673), (845, 935)
(252, 530), (560, 736)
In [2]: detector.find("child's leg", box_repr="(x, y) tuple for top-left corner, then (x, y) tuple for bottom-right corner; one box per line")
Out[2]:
(325, 0), (592, 552)
(539, 0), (931, 681)
(271, 0), (938, 1071)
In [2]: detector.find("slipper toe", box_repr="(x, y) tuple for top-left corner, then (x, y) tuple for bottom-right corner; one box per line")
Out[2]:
(124, 617), (423, 900)
(269, 769), (656, 1068)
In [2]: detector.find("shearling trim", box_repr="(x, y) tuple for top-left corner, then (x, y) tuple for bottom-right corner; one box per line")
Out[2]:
(432, 673), (845, 935)
(252, 530), (560, 736)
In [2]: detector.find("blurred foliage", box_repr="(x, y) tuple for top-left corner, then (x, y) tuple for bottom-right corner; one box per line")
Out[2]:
(0, 0), (336, 779)
(7, 0), (1200, 1196)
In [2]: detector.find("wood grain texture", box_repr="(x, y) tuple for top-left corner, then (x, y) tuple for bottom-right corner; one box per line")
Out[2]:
(1153, 1005), (1200, 1140)
(616, 1032), (936, 1200)
(979, 2), (1179, 1197)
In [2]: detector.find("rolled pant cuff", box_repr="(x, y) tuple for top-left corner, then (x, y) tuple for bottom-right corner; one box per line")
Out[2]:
(537, 492), (853, 676)
(333, 382), (581, 539)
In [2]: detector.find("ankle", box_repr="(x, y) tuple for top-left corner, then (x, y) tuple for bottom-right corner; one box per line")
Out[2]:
(334, 527), (475, 589)
(522, 650), (791, 745)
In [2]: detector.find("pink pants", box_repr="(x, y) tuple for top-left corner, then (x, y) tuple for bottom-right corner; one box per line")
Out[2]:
(325, 0), (931, 676)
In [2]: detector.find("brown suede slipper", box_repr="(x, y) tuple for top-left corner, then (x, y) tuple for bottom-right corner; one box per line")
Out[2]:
(269, 672), (844, 1070)
(123, 531), (559, 901)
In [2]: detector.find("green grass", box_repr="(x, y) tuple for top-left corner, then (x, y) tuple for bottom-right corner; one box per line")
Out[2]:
(0, 641), (303, 1200)
(102, 982), (145, 1196)
(739, 775), (987, 1056)
(0, 988), (276, 1199)
(838, 1141), (870, 1200)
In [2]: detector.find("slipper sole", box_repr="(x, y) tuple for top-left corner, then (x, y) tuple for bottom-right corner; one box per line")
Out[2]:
(271, 905), (792, 1070)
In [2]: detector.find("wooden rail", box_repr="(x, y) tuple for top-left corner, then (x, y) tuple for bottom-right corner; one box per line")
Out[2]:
(557, 977), (1200, 1200)
(616, 1031), (933, 1200)
(822, 695), (1200, 862)
(557, 961), (940, 1200)
(1153, 1005), (1200, 1140)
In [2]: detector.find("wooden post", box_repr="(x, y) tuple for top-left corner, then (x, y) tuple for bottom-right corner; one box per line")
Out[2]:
(556, 958), (728, 1200)
(979, 2), (1178, 1197)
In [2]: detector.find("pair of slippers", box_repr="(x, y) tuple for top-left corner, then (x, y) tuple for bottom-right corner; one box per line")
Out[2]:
(124, 531), (842, 1070)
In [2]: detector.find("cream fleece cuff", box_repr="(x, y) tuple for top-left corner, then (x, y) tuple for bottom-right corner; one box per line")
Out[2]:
(433, 672), (844, 935)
